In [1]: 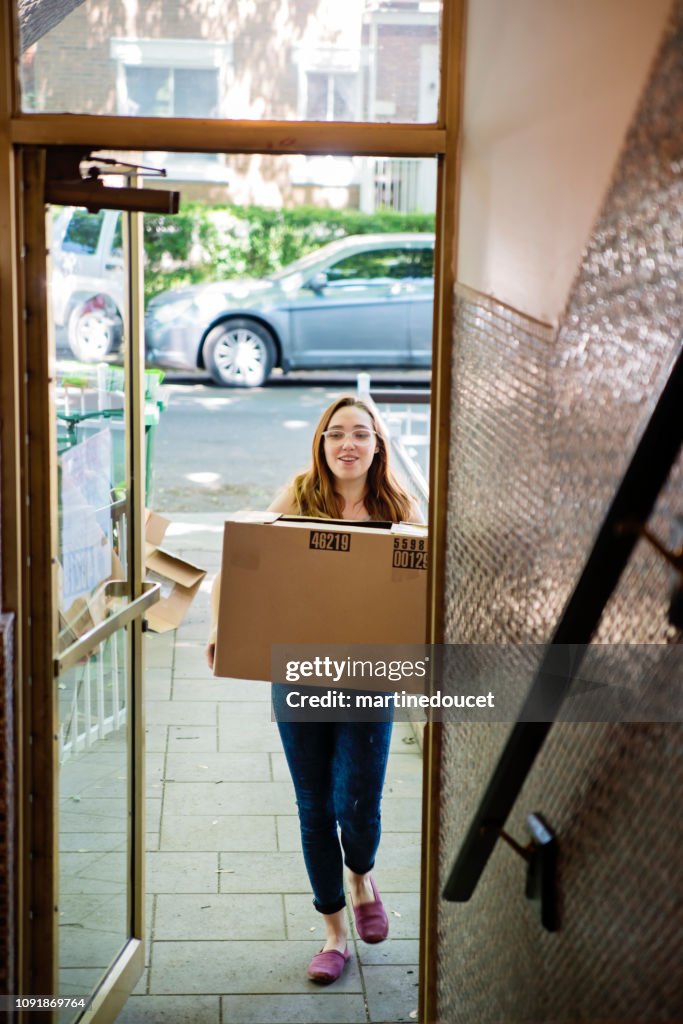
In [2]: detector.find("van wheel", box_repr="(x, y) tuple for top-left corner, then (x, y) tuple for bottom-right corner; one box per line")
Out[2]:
(204, 319), (276, 388)
(67, 297), (122, 363)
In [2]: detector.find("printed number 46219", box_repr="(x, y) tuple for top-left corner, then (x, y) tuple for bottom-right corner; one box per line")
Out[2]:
(309, 531), (351, 551)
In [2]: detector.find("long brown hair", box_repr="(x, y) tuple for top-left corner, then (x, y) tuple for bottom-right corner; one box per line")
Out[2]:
(291, 395), (415, 522)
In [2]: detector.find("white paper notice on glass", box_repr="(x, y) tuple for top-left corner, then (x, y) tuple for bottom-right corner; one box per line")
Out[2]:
(60, 427), (114, 606)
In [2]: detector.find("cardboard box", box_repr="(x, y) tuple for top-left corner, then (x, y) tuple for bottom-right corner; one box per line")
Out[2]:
(213, 512), (428, 680)
(145, 511), (206, 633)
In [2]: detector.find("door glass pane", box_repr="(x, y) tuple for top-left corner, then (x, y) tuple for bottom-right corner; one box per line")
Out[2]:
(57, 629), (130, 1015)
(49, 203), (135, 1015)
(18, 1), (442, 123)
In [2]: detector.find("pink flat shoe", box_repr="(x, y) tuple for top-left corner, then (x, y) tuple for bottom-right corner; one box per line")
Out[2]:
(307, 946), (351, 984)
(352, 876), (389, 943)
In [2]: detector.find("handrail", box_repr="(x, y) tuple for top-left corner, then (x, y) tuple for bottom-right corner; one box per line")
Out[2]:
(357, 375), (431, 516)
(367, 388), (430, 404)
(443, 341), (683, 902)
(56, 580), (160, 673)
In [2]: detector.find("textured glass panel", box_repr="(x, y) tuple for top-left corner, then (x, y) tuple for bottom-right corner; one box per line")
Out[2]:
(437, 9), (683, 1023)
(18, 0), (442, 123)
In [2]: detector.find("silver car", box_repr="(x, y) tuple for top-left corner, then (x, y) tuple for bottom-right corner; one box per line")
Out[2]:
(145, 233), (434, 387)
(51, 208), (125, 362)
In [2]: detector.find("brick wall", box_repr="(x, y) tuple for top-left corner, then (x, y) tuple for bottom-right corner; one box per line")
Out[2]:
(375, 25), (434, 122)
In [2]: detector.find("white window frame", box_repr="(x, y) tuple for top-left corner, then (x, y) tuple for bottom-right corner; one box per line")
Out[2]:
(294, 46), (366, 122)
(110, 38), (233, 118)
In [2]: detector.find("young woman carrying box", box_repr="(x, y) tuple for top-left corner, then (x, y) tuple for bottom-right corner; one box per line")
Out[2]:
(208, 395), (421, 984)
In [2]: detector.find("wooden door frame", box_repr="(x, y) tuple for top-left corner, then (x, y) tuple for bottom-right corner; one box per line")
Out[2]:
(0, 3), (466, 1021)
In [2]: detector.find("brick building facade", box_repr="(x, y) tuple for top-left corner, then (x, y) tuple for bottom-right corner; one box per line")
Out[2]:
(22, 1), (440, 208)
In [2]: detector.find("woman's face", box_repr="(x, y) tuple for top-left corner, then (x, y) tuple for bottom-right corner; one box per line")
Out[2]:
(322, 405), (379, 485)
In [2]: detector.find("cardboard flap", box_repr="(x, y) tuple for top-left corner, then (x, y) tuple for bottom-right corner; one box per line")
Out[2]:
(146, 548), (205, 588)
(146, 509), (170, 546)
(391, 522), (428, 536)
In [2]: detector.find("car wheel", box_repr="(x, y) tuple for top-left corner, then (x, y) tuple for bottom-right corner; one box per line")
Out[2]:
(204, 319), (276, 388)
(67, 297), (122, 363)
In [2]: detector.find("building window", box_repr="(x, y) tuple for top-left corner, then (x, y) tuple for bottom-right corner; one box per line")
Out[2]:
(124, 66), (219, 118)
(110, 38), (232, 120)
(306, 71), (359, 121)
(295, 46), (365, 122)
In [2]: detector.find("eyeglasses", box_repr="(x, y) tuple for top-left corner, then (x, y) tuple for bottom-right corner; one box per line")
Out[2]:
(322, 429), (377, 446)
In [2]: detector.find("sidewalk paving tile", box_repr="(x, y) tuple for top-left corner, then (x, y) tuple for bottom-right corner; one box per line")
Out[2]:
(172, 652), (216, 678)
(145, 678), (172, 701)
(146, 700), (218, 727)
(149, 940), (363, 995)
(217, 700), (275, 721)
(160, 814), (277, 853)
(163, 781), (295, 817)
(145, 725), (170, 753)
(60, 833), (127, 854)
(147, 852), (219, 894)
(220, 994), (368, 1023)
(357, 939), (420, 966)
(166, 725), (218, 752)
(164, 751), (271, 782)
(145, 641), (175, 670)
(116, 994), (220, 1023)
(173, 678), (270, 702)
(146, 800), (162, 833)
(217, 851), (310, 894)
(380, 799), (423, 832)
(146, 752), (166, 782)
(60, 802), (127, 834)
(363, 964), (420, 1023)
(218, 719), (284, 753)
(154, 893), (286, 940)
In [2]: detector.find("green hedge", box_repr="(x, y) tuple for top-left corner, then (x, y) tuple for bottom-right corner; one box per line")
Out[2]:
(143, 203), (435, 303)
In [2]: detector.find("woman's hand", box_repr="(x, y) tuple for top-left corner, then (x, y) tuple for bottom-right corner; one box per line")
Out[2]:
(206, 642), (216, 670)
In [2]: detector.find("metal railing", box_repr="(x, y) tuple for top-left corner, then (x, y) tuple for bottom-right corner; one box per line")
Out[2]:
(357, 373), (430, 520)
(58, 633), (127, 761)
(57, 581), (160, 762)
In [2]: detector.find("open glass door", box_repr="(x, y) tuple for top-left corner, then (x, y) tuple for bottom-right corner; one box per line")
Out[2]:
(21, 149), (164, 1023)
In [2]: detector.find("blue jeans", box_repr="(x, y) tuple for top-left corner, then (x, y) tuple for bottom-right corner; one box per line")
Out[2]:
(272, 684), (393, 915)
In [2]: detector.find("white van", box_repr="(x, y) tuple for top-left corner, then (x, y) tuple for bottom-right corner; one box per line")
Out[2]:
(51, 208), (125, 362)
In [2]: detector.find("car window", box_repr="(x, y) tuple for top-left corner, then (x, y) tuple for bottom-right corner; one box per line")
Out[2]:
(61, 209), (106, 255)
(326, 247), (434, 283)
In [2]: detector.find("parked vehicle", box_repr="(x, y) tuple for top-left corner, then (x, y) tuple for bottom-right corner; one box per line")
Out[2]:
(51, 208), (124, 362)
(145, 233), (435, 387)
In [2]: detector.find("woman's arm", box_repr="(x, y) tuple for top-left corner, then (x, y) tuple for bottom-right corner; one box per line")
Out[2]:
(206, 569), (221, 669)
(267, 484), (298, 515)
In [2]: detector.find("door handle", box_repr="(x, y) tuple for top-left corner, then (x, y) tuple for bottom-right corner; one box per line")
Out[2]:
(55, 580), (161, 673)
